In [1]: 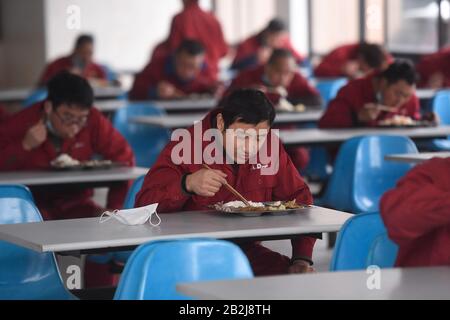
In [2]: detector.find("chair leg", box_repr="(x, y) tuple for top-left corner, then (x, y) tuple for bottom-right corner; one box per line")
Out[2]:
(327, 232), (337, 249)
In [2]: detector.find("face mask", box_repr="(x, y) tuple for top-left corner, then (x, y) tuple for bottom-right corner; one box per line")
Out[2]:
(376, 91), (383, 104)
(46, 117), (57, 135)
(99, 203), (160, 227)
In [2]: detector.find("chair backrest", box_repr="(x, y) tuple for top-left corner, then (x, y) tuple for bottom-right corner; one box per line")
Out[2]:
(432, 90), (450, 126)
(352, 135), (418, 213)
(113, 102), (171, 167)
(0, 197), (72, 299)
(321, 135), (417, 214)
(366, 232), (399, 268)
(122, 175), (146, 209)
(330, 212), (397, 271)
(22, 88), (48, 108)
(0, 184), (34, 203)
(314, 78), (348, 107)
(114, 239), (254, 300)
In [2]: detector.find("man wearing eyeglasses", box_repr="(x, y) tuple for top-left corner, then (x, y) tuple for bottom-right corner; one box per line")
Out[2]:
(0, 72), (135, 221)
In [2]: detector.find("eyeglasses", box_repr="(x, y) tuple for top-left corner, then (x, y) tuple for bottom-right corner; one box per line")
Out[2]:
(53, 110), (89, 127)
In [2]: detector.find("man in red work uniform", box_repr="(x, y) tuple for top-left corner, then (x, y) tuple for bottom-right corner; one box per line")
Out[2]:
(416, 47), (450, 89)
(38, 34), (108, 87)
(380, 157), (450, 267)
(0, 72), (135, 220)
(232, 18), (305, 72)
(314, 42), (392, 79)
(228, 49), (322, 171)
(161, 0), (228, 81)
(129, 40), (220, 101)
(135, 89), (316, 276)
(319, 60), (421, 128)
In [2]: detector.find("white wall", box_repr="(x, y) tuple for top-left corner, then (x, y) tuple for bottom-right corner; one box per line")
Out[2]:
(44, 0), (211, 72)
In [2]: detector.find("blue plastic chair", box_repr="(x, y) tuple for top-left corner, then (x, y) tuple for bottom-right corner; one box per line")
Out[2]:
(0, 196), (74, 299)
(314, 78), (348, 108)
(0, 184), (34, 202)
(367, 232), (399, 268)
(421, 90), (450, 151)
(330, 212), (398, 271)
(114, 239), (254, 300)
(113, 102), (171, 167)
(302, 147), (331, 182)
(318, 135), (418, 214)
(22, 88), (48, 108)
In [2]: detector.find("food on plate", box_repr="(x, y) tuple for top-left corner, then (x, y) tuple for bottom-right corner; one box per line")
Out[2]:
(50, 153), (80, 167)
(378, 115), (415, 126)
(212, 199), (306, 213)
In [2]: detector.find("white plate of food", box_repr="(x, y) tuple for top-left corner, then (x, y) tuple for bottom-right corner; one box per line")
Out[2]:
(211, 199), (310, 217)
(50, 154), (119, 171)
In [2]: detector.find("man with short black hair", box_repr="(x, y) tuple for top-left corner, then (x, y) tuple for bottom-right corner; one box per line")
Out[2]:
(319, 60), (421, 128)
(0, 72), (135, 220)
(136, 89), (317, 276)
(129, 39), (219, 101)
(38, 34), (108, 86)
(232, 18), (305, 72)
(314, 42), (392, 79)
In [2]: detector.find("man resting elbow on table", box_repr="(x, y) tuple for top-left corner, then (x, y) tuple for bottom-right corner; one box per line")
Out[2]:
(135, 89), (316, 275)
(0, 72), (135, 220)
(318, 60), (423, 129)
(129, 39), (221, 101)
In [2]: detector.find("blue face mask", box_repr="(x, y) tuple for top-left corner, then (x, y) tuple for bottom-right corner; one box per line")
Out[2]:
(376, 91), (383, 104)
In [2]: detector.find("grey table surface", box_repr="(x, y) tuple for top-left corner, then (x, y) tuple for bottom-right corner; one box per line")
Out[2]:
(385, 152), (450, 163)
(0, 167), (148, 186)
(177, 267), (450, 300)
(0, 206), (351, 253)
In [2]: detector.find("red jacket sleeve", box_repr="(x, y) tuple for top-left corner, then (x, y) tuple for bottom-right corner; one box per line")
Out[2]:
(273, 143), (316, 260)
(90, 109), (135, 209)
(134, 142), (191, 212)
(380, 158), (450, 247)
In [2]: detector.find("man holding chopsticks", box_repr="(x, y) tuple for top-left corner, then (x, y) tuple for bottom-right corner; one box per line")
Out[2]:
(318, 60), (422, 128)
(136, 89), (317, 275)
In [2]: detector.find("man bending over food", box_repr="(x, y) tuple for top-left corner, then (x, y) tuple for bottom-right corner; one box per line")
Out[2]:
(135, 89), (316, 275)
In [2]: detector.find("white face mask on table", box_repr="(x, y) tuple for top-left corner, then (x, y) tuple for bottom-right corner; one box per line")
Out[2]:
(99, 204), (160, 227)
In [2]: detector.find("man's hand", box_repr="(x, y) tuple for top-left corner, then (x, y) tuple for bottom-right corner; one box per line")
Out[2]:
(358, 103), (382, 123)
(157, 81), (185, 99)
(185, 168), (228, 197)
(342, 61), (361, 78)
(288, 260), (315, 274)
(22, 118), (47, 151)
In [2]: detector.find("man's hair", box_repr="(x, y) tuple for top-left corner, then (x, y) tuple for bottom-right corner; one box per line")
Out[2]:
(379, 59), (418, 85)
(176, 39), (205, 56)
(47, 72), (94, 109)
(265, 18), (286, 33)
(219, 89), (276, 128)
(75, 34), (94, 50)
(268, 48), (293, 66)
(357, 43), (386, 69)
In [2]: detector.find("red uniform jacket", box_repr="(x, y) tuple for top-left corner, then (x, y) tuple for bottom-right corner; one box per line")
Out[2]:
(165, 2), (228, 80)
(416, 47), (450, 88)
(135, 109), (316, 260)
(314, 43), (393, 78)
(318, 75), (421, 128)
(129, 53), (217, 101)
(38, 56), (107, 86)
(380, 158), (450, 267)
(232, 33), (305, 71)
(227, 66), (320, 104)
(0, 103), (135, 220)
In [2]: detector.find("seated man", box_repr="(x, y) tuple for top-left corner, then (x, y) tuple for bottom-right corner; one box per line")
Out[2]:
(380, 157), (450, 268)
(416, 47), (450, 89)
(135, 89), (317, 276)
(228, 49), (322, 107)
(38, 34), (109, 87)
(0, 72), (135, 220)
(314, 42), (392, 79)
(319, 60), (421, 128)
(129, 39), (220, 101)
(232, 18), (305, 72)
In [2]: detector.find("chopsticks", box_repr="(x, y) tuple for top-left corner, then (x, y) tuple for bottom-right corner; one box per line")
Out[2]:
(202, 164), (251, 207)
